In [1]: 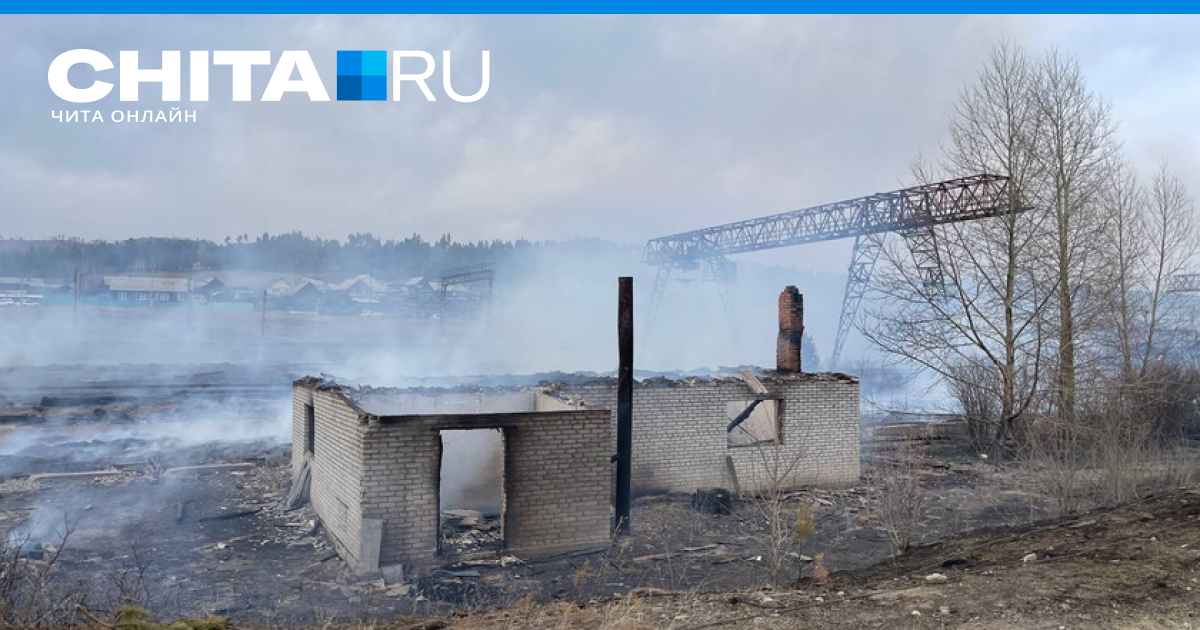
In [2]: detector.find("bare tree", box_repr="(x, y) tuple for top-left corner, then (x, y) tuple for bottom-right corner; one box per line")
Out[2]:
(1139, 163), (1198, 372)
(1097, 160), (1146, 377)
(1098, 160), (1197, 377)
(862, 42), (1052, 455)
(1032, 48), (1119, 423)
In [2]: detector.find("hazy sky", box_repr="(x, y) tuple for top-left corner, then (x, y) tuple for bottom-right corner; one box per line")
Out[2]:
(2, 15), (1198, 273)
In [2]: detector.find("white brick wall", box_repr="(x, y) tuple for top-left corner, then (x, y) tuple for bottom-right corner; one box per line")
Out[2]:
(358, 409), (613, 565)
(556, 374), (860, 494)
(502, 410), (613, 556)
(295, 380), (614, 569)
(292, 381), (367, 567)
(293, 373), (858, 570)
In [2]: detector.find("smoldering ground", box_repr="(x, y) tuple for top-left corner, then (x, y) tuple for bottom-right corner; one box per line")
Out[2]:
(0, 241), (906, 536)
(0, 241), (934, 625)
(0, 394), (290, 477)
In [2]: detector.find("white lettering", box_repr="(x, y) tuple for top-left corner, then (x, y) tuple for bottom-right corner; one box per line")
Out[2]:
(262, 51), (329, 101)
(212, 51), (270, 102)
(190, 51), (209, 101)
(442, 51), (489, 103)
(48, 49), (114, 103)
(393, 51), (436, 101)
(119, 51), (181, 101)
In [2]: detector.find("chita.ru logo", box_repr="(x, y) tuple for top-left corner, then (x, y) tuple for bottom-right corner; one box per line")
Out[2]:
(337, 50), (387, 101)
(47, 49), (490, 103)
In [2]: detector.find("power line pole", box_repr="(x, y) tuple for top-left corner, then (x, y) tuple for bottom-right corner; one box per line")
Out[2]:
(260, 289), (267, 362)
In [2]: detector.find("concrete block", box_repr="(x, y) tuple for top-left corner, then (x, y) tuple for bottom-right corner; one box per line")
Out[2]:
(358, 517), (383, 574)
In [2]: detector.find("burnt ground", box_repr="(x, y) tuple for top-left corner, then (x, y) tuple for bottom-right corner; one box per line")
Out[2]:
(446, 486), (1200, 629)
(2, 382), (1066, 626)
(2, 371), (1194, 628)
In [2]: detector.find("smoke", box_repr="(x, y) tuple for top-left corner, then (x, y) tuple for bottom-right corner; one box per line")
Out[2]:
(0, 393), (290, 477)
(0, 242), (853, 377)
(0, 391), (292, 564)
(0, 238), (914, 542)
(439, 429), (503, 515)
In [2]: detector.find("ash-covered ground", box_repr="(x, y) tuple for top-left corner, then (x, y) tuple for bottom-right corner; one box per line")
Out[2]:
(0, 364), (1053, 625)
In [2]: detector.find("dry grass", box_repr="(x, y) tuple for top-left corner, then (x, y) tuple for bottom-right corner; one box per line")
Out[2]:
(869, 439), (926, 555)
(440, 486), (1200, 630)
(449, 590), (694, 630)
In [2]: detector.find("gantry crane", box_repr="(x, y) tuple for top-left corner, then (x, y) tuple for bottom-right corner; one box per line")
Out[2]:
(643, 174), (1020, 368)
(1168, 274), (1200, 294)
(437, 263), (495, 320)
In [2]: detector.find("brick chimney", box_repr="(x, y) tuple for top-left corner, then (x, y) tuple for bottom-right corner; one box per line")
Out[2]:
(776, 286), (804, 373)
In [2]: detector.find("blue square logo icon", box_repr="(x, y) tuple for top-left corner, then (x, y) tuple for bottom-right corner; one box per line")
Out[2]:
(337, 51), (386, 101)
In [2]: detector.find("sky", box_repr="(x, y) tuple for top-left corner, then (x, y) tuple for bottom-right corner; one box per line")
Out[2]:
(1, 15), (1199, 274)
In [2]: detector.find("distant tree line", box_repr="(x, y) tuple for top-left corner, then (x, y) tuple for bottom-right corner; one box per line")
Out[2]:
(0, 232), (626, 280)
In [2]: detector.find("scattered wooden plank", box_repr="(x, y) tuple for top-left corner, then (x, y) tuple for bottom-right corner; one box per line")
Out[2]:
(163, 463), (257, 476)
(28, 470), (126, 482)
(635, 543), (720, 562)
(196, 508), (262, 523)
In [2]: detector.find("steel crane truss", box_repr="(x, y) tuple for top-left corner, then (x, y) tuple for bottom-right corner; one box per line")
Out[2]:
(643, 174), (1019, 367)
(1168, 274), (1200, 294)
(645, 174), (1012, 266)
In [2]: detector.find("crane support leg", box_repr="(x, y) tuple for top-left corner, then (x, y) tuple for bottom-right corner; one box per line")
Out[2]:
(902, 225), (946, 297)
(704, 257), (739, 350)
(642, 264), (672, 347)
(831, 233), (885, 369)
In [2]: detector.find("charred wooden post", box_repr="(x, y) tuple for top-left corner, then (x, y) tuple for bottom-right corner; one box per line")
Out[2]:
(776, 286), (804, 373)
(615, 276), (634, 535)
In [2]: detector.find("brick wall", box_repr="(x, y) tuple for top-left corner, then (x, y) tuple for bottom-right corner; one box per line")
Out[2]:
(294, 374), (856, 571)
(358, 416), (442, 567)
(727, 378), (860, 490)
(556, 374), (859, 494)
(295, 379), (614, 570)
(502, 409), (612, 556)
(359, 409), (613, 566)
(292, 381), (367, 568)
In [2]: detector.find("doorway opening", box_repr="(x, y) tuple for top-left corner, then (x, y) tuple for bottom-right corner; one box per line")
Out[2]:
(438, 428), (505, 556)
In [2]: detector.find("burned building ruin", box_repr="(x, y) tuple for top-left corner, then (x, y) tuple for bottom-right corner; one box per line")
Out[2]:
(292, 287), (859, 573)
(291, 381), (614, 573)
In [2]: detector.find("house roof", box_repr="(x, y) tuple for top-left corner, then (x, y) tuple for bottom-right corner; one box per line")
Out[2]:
(330, 274), (386, 292)
(103, 276), (195, 292)
(0, 277), (68, 289)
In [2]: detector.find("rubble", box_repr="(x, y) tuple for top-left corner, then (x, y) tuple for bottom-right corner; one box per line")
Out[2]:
(691, 487), (734, 514)
(441, 511), (503, 556)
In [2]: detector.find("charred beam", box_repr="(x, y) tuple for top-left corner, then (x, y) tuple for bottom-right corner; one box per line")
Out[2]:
(615, 277), (634, 535)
